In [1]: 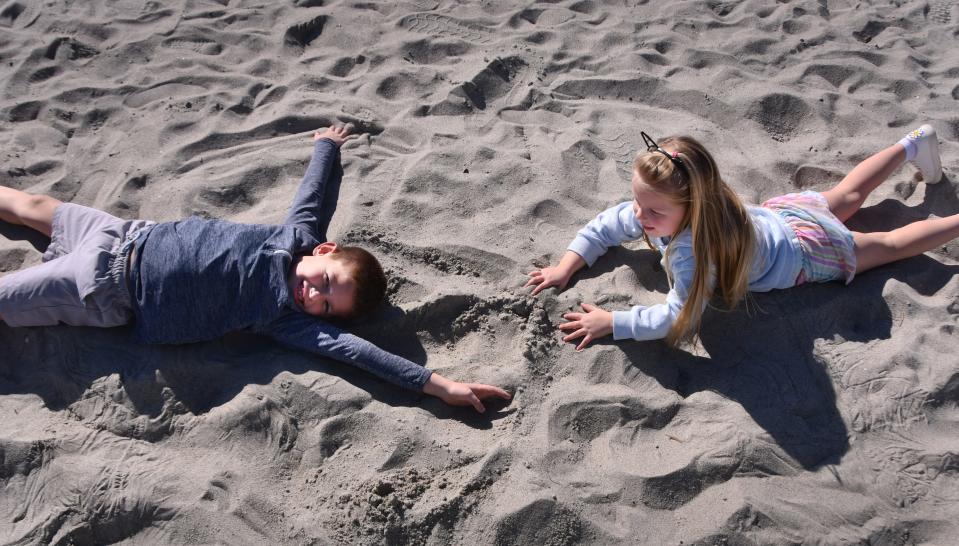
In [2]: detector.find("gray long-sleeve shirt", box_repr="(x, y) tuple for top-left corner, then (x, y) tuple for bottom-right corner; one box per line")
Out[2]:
(129, 138), (432, 391)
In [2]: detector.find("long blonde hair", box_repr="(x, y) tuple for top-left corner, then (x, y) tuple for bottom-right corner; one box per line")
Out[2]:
(634, 135), (754, 345)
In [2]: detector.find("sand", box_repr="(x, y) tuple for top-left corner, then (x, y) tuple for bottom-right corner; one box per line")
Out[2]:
(2, 0), (959, 544)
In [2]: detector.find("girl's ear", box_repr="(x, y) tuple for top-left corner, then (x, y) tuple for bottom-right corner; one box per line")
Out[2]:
(313, 242), (338, 256)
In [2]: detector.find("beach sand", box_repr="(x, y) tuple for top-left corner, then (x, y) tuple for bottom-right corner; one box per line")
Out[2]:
(2, 0), (959, 544)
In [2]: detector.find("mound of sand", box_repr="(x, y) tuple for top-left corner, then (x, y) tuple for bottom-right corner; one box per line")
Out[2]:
(2, 0), (958, 544)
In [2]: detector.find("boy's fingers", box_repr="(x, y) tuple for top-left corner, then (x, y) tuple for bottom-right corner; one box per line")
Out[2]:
(476, 385), (512, 400)
(470, 393), (485, 413)
(562, 328), (587, 342)
(576, 335), (593, 351)
(581, 302), (596, 312)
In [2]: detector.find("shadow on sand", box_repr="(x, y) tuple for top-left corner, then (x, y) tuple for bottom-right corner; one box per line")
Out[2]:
(0, 302), (511, 432)
(563, 180), (959, 471)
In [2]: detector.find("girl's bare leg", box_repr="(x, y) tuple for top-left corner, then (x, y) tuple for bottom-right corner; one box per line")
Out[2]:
(854, 214), (959, 273)
(821, 144), (906, 223)
(0, 186), (61, 237)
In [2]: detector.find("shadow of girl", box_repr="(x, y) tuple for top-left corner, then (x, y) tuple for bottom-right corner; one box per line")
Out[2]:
(615, 253), (958, 472)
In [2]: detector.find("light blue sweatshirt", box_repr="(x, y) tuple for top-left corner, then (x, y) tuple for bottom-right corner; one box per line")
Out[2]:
(567, 201), (804, 341)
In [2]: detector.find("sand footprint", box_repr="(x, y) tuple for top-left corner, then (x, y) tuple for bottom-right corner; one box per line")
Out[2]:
(398, 13), (493, 45)
(161, 37), (223, 56)
(746, 92), (812, 142)
(493, 498), (593, 545)
(928, 0), (953, 24)
(200, 472), (234, 511)
(428, 56), (529, 114)
(284, 15), (327, 52)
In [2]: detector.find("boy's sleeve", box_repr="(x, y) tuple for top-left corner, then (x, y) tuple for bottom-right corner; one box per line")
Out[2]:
(284, 138), (343, 242)
(567, 201), (644, 266)
(258, 311), (432, 392)
(611, 243), (699, 341)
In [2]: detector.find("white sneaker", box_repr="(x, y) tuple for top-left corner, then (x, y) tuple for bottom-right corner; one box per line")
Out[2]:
(906, 124), (942, 184)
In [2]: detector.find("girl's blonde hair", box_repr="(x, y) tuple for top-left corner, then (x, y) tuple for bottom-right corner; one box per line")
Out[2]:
(633, 135), (754, 345)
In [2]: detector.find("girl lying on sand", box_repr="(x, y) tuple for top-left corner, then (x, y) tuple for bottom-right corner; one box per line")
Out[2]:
(526, 125), (952, 348)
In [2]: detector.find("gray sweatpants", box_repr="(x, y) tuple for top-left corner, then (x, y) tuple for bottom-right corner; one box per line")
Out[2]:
(0, 203), (154, 328)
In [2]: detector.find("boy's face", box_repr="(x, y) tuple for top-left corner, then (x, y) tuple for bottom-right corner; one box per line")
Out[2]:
(289, 242), (357, 318)
(631, 172), (687, 238)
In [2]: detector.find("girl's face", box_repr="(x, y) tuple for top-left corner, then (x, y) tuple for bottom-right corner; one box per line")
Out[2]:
(631, 172), (686, 238)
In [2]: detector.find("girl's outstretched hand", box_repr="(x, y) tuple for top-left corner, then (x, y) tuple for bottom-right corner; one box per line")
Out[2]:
(525, 265), (572, 295)
(314, 125), (357, 147)
(559, 303), (613, 350)
(525, 251), (587, 296)
(423, 373), (512, 413)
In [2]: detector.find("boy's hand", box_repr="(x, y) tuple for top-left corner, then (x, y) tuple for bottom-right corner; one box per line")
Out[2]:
(423, 373), (512, 413)
(314, 125), (357, 147)
(559, 303), (613, 350)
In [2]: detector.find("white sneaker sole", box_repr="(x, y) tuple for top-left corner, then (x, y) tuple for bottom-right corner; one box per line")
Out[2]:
(909, 124), (943, 184)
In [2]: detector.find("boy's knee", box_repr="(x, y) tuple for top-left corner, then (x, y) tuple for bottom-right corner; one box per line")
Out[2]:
(11, 193), (58, 216)
(23, 194), (60, 212)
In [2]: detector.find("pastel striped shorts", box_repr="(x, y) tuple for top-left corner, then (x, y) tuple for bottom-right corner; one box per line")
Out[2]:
(762, 191), (857, 285)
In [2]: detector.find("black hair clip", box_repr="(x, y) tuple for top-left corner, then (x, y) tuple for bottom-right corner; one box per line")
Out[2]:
(641, 131), (684, 169)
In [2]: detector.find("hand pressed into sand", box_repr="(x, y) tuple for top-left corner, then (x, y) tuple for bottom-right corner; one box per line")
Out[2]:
(525, 251), (586, 295)
(423, 373), (512, 413)
(314, 125), (357, 147)
(559, 303), (613, 351)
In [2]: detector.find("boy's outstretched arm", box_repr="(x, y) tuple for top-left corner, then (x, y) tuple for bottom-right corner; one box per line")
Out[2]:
(422, 373), (511, 413)
(284, 126), (357, 241)
(259, 312), (511, 412)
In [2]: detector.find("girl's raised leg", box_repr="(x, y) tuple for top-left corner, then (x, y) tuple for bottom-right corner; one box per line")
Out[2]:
(822, 125), (942, 223)
(821, 144), (906, 223)
(853, 214), (959, 273)
(0, 186), (61, 237)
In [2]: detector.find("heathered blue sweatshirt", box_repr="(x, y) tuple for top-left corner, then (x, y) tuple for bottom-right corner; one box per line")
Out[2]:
(129, 139), (432, 391)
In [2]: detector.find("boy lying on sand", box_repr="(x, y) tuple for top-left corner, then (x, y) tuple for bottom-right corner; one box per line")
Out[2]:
(0, 126), (510, 412)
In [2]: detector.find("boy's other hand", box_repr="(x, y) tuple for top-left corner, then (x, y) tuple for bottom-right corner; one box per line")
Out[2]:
(559, 303), (613, 350)
(314, 125), (357, 148)
(423, 373), (512, 413)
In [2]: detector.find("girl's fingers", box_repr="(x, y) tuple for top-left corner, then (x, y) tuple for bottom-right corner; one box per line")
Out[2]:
(581, 302), (596, 312)
(527, 270), (542, 277)
(531, 282), (552, 295)
(562, 312), (582, 321)
(576, 335), (593, 351)
(562, 328), (587, 342)
(558, 319), (580, 330)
